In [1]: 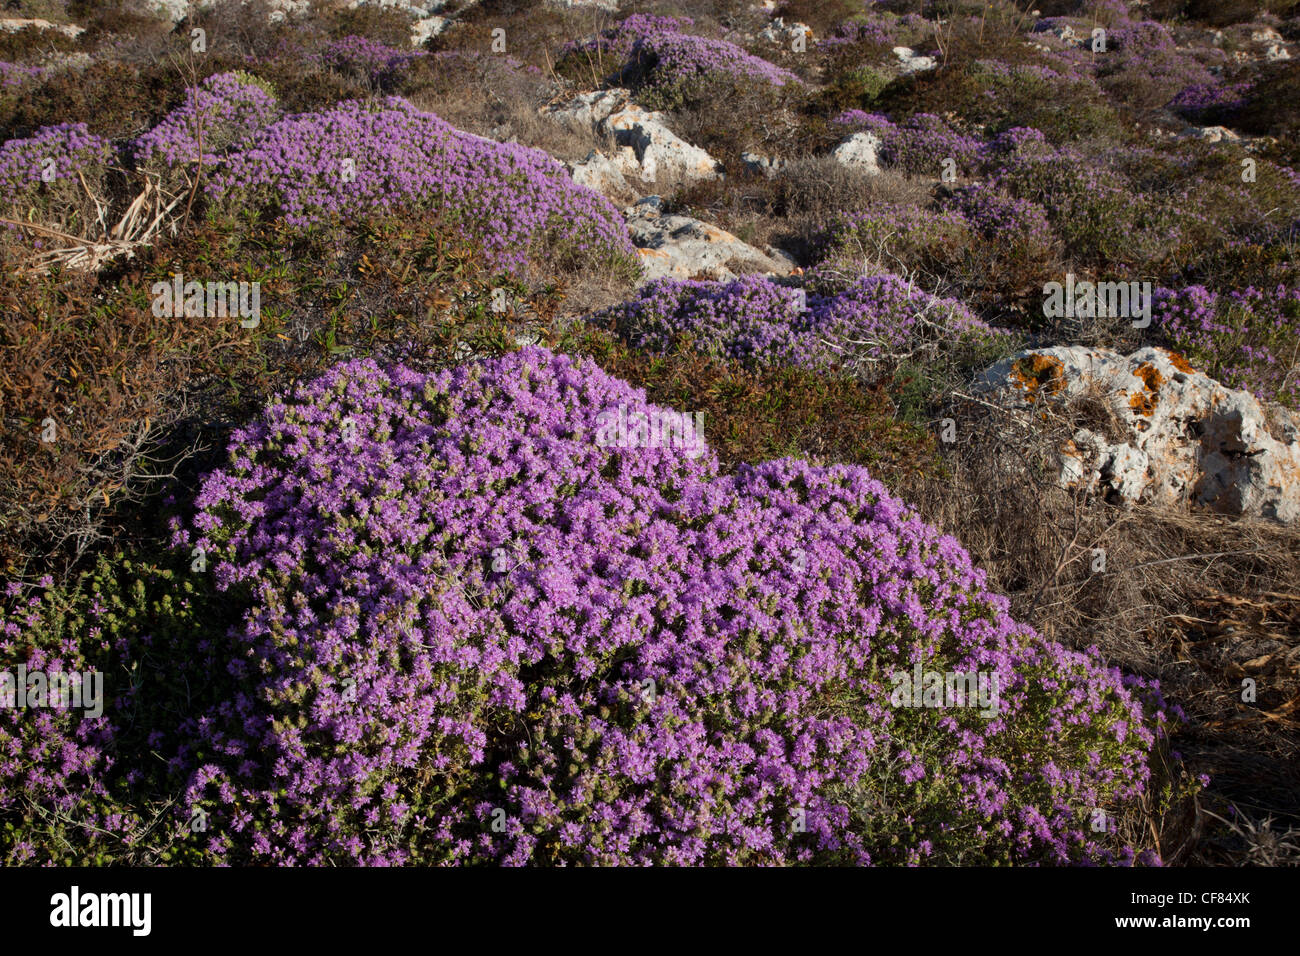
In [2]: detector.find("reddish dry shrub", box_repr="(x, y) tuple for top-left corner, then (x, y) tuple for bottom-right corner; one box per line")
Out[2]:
(556, 320), (945, 481)
(314, 0), (414, 47)
(399, 49), (604, 160)
(438, 0), (611, 71)
(0, 24), (81, 63)
(0, 241), (247, 576)
(66, 0), (175, 45)
(0, 211), (564, 576)
(662, 72), (809, 158)
(0, 59), (178, 141)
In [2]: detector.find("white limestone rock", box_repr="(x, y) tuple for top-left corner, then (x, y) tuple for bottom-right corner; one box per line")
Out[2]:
(974, 346), (1300, 524)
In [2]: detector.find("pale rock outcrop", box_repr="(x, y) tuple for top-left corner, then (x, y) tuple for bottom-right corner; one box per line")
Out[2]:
(347, 0), (447, 14)
(149, 0), (310, 21)
(741, 152), (785, 177)
(1183, 125), (1242, 143)
(831, 131), (882, 173)
(1223, 25), (1293, 62)
(758, 18), (811, 46)
(546, 89), (629, 128)
(624, 196), (794, 284)
(546, 0), (620, 9)
(147, 0), (194, 20)
(0, 19), (85, 38)
(147, 1), (448, 45)
(974, 346), (1300, 524)
(893, 46), (937, 74)
(268, 1), (312, 20)
(605, 104), (723, 185)
(412, 17), (450, 44)
(1048, 24), (1082, 46)
(564, 150), (634, 202)
(544, 90), (724, 187)
(343, 0), (456, 44)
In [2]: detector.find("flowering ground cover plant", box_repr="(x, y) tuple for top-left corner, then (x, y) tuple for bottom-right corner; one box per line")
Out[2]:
(312, 35), (425, 90)
(1168, 80), (1254, 126)
(0, 576), (117, 865)
(0, 121), (114, 233)
(202, 97), (637, 278)
(1153, 284), (1300, 406)
(564, 13), (799, 110)
(0, 554), (242, 865)
(593, 273), (1010, 375)
(162, 347), (1174, 865)
(0, 60), (46, 89)
(133, 71), (280, 168)
(1, 0), (1297, 877)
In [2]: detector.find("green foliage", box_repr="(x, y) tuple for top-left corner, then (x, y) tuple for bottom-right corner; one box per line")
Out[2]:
(876, 60), (1121, 146)
(817, 65), (894, 113)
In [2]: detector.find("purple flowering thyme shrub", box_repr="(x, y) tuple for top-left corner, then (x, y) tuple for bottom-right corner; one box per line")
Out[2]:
(0, 554), (244, 865)
(945, 180), (1055, 252)
(565, 14), (799, 111)
(991, 142), (1171, 267)
(0, 576), (117, 865)
(171, 347), (1173, 865)
(1098, 19), (1219, 110)
(312, 35), (425, 90)
(0, 61), (46, 90)
(0, 122), (115, 234)
(1154, 284), (1300, 407)
(831, 112), (983, 177)
(133, 71), (280, 169)
(1168, 80), (1253, 126)
(203, 97), (637, 279)
(629, 29), (801, 110)
(881, 113), (984, 176)
(593, 273), (1008, 374)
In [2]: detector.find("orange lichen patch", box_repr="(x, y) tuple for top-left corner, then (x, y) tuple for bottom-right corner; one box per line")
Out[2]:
(1134, 362), (1164, 391)
(1129, 392), (1157, 415)
(1166, 351), (1196, 374)
(1129, 362), (1163, 416)
(1010, 354), (1066, 403)
(1062, 438), (1084, 458)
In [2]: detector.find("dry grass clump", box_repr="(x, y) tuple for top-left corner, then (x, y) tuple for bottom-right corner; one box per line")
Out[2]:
(779, 160), (927, 224)
(404, 54), (609, 162)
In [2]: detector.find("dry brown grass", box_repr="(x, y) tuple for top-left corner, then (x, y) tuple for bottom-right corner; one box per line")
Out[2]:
(652, 159), (934, 269)
(774, 159), (932, 260)
(406, 63), (608, 163)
